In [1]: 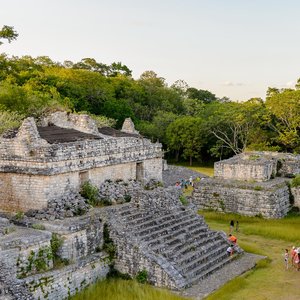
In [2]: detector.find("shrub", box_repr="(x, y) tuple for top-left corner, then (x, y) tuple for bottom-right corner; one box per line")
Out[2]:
(124, 194), (132, 203)
(291, 175), (300, 188)
(103, 223), (116, 261)
(136, 269), (148, 284)
(32, 224), (46, 230)
(15, 211), (24, 220)
(80, 181), (99, 206)
(179, 195), (188, 205)
(254, 186), (263, 191)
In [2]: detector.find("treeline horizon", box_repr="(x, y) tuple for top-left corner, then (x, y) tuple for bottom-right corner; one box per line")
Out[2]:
(0, 53), (300, 165)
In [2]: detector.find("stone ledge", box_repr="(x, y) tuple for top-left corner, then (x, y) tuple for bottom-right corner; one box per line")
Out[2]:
(179, 252), (264, 299)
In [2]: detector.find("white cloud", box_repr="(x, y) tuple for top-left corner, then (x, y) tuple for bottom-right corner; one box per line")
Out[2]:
(285, 80), (296, 87)
(221, 81), (245, 87)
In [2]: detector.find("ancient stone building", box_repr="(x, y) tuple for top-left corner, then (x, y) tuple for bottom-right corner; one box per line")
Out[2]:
(0, 112), (163, 212)
(192, 151), (300, 218)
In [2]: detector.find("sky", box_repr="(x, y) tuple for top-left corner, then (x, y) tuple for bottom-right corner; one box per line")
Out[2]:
(1, 0), (300, 101)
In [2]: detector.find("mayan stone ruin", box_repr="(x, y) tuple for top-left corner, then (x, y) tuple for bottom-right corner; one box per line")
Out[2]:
(0, 112), (255, 300)
(192, 151), (300, 218)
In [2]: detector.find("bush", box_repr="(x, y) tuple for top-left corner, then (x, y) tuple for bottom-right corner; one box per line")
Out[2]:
(32, 224), (45, 230)
(291, 175), (300, 188)
(136, 269), (148, 284)
(179, 195), (188, 205)
(80, 181), (99, 206)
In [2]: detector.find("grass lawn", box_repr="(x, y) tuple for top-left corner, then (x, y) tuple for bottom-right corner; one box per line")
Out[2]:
(71, 203), (300, 300)
(173, 162), (215, 177)
(71, 278), (188, 300)
(201, 211), (300, 300)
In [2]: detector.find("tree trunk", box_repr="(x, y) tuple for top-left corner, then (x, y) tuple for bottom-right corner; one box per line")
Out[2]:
(175, 150), (179, 162)
(189, 156), (193, 166)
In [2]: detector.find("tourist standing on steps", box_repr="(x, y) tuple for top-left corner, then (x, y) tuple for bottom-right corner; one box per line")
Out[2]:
(228, 234), (237, 245)
(226, 245), (234, 257)
(229, 220), (234, 233)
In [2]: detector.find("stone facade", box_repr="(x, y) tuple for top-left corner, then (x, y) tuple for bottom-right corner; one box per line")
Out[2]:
(214, 151), (300, 181)
(192, 151), (300, 218)
(192, 178), (290, 218)
(291, 187), (300, 210)
(0, 112), (163, 212)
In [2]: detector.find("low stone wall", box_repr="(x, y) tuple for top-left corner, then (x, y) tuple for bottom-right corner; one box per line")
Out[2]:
(214, 154), (276, 182)
(192, 178), (291, 218)
(40, 212), (104, 262)
(291, 187), (300, 209)
(24, 253), (109, 300)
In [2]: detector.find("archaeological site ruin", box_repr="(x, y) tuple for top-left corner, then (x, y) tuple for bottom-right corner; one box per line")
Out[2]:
(192, 151), (300, 218)
(0, 112), (258, 300)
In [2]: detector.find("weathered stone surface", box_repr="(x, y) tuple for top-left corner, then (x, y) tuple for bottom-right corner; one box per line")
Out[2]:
(291, 187), (300, 209)
(0, 113), (163, 212)
(121, 117), (139, 134)
(192, 177), (291, 218)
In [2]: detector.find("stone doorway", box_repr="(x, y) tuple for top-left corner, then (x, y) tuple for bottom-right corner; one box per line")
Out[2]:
(79, 171), (89, 185)
(136, 162), (144, 182)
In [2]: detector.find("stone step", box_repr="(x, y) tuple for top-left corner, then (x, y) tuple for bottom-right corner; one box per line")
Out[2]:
(178, 238), (226, 267)
(148, 228), (187, 248)
(150, 226), (209, 254)
(180, 242), (228, 275)
(138, 216), (200, 241)
(164, 232), (219, 260)
(187, 253), (234, 286)
(127, 209), (193, 229)
(131, 210), (196, 231)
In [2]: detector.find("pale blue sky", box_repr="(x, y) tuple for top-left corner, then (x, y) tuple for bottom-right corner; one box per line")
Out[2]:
(1, 0), (300, 101)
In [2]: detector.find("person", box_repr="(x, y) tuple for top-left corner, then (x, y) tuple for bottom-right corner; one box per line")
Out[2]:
(175, 181), (181, 189)
(284, 249), (289, 270)
(290, 246), (297, 267)
(296, 248), (300, 271)
(189, 176), (193, 186)
(229, 220), (234, 233)
(235, 220), (239, 232)
(228, 234), (237, 245)
(226, 244), (234, 257)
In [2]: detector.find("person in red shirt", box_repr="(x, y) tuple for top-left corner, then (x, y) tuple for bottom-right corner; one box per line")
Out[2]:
(228, 234), (237, 245)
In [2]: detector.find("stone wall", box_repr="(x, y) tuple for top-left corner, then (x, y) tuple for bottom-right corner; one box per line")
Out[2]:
(24, 253), (109, 300)
(214, 152), (300, 182)
(40, 212), (104, 262)
(192, 178), (290, 218)
(40, 111), (100, 135)
(214, 153), (277, 182)
(0, 159), (161, 212)
(291, 187), (300, 209)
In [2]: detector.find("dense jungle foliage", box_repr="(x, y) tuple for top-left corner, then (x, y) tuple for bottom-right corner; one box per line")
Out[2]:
(1, 26), (300, 164)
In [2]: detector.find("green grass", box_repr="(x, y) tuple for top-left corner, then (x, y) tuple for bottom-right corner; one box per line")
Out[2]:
(71, 279), (188, 300)
(173, 161), (214, 177)
(200, 210), (300, 244)
(72, 210), (300, 300)
(202, 211), (300, 300)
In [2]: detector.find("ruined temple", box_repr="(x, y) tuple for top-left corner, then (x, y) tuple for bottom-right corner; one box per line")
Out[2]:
(0, 113), (259, 300)
(192, 151), (300, 218)
(0, 111), (162, 212)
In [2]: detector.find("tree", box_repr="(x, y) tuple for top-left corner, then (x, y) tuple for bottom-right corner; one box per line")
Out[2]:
(208, 100), (267, 155)
(265, 89), (300, 152)
(0, 25), (18, 45)
(186, 88), (217, 103)
(166, 117), (206, 165)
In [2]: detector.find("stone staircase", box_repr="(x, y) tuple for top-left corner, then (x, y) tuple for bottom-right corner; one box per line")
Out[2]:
(115, 203), (237, 288)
